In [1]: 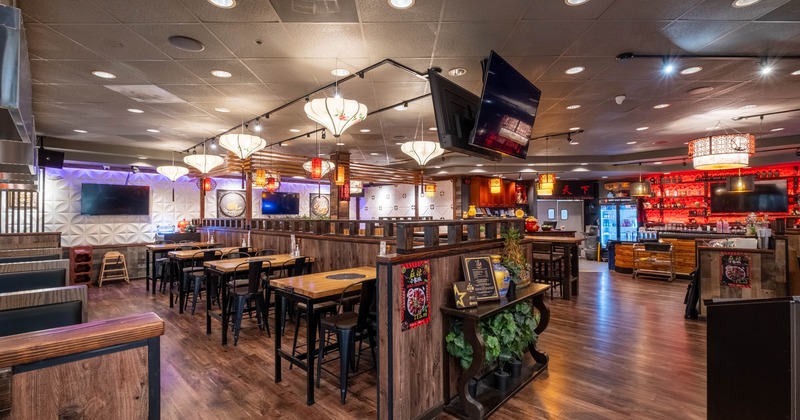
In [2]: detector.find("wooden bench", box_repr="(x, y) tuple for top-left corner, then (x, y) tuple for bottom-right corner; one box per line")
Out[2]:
(0, 312), (164, 419)
(0, 285), (87, 337)
(0, 259), (70, 293)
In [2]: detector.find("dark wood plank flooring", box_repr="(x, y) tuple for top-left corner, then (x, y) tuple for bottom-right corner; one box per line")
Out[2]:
(88, 268), (706, 419)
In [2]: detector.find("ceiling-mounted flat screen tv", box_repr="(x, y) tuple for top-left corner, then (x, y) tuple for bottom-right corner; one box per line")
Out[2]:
(428, 69), (502, 161)
(469, 51), (541, 159)
(710, 179), (788, 213)
(261, 192), (300, 215)
(80, 184), (150, 216)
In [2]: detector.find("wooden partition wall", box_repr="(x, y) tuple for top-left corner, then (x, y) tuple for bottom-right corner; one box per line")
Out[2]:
(786, 231), (800, 295)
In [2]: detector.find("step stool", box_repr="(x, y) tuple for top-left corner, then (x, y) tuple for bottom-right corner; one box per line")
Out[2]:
(98, 251), (130, 287)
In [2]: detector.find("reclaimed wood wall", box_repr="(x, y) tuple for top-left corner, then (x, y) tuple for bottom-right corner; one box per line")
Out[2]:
(0, 285), (88, 322)
(377, 241), (529, 419)
(614, 238), (696, 275)
(786, 232), (800, 295)
(0, 232), (60, 249)
(698, 238), (788, 315)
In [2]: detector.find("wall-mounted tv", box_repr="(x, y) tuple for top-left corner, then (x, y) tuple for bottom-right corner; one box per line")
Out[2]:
(261, 192), (300, 215)
(469, 51), (541, 159)
(428, 69), (502, 161)
(710, 180), (788, 213)
(80, 184), (150, 216)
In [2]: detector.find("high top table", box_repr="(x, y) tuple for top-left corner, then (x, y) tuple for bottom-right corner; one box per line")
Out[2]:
(144, 241), (220, 295)
(527, 236), (585, 300)
(204, 254), (315, 344)
(167, 246), (250, 312)
(270, 266), (377, 406)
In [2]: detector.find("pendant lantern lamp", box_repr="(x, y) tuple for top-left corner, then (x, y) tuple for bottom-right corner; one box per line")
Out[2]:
(304, 97), (367, 137)
(629, 163), (651, 197)
(253, 169), (267, 187)
(726, 169), (754, 193)
(350, 180), (363, 195)
(489, 177), (502, 194)
(197, 177), (217, 192)
(424, 183), (436, 198)
(688, 133), (755, 170)
(339, 182), (351, 202)
(401, 141), (444, 166)
(303, 158), (335, 180)
(184, 140), (224, 175)
(157, 165), (188, 182)
(265, 174), (281, 192)
(538, 173), (555, 190)
(536, 187), (553, 196)
(219, 132), (266, 159)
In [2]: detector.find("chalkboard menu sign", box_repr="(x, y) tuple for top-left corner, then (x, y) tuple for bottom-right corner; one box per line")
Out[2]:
(400, 259), (431, 331)
(461, 256), (499, 301)
(720, 252), (751, 288)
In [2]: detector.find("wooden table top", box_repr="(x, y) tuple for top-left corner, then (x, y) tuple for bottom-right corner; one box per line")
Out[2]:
(168, 247), (243, 260)
(270, 266), (376, 299)
(204, 254), (314, 274)
(527, 236), (586, 244)
(146, 242), (219, 251)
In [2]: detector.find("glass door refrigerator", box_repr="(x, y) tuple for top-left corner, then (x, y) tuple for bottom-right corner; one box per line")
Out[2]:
(600, 201), (639, 248)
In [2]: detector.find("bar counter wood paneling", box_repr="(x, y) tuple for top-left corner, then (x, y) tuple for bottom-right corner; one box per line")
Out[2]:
(376, 239), (536, 420)
(0, 312), (164, 419)
(526, 230), (576, 237)
(786, 230), (800, 295)
(697, 238), (789, 315)
(614, 238), (697, 276)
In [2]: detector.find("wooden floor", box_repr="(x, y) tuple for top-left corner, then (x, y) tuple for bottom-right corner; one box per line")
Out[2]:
(88, 266), (706, 419)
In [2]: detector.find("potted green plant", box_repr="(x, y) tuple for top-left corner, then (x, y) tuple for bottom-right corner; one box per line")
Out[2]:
(445, 322), (481, 398)
(501, 227), (531, 290)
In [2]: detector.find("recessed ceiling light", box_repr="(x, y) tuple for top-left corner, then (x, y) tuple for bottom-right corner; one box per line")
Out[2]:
(565, 66), (585, 75)
(470, 169), (487, 173)
(759, 63), (773, 75)
(388, 0), (415, 9)
(336, 142), (346, 146)
(770, 127), (785, 132)
(569, 127), (581, 131)
(566, 104), (581, 110)
(653, 103), (671, 109)
(687, 86), (714, 95)
(527, 163), (534, 166)
(570, 141), (580, 145)
(370, 152), (380, 156)
(732, 0), (761, 7)
(92, 70), (116, 79)
(208, 0), (236, 8)
(360, 129), (371, 133)
(211, 69), (232, 78)
(280, 143), (289, 146)
(127, 108), (144, 113)
(289, 129), (301, 133)
(138, 156), (148, 160)
(214, 107), (230, 113)
(395, 142), (403, 145)
(654, 161), (663, 165)
(428, 127), (438, 131)
(738, 104), (757, 110)
(601, 176), (608, 179)
(394, 104), (408, 111)
(448, 68), (467, 77)
(684, 142), (689, 145)
(680, 66), (703, 75)
(663, 63), (675, 74)
(663, 172), (671, 175)
(636, 126), (649, 131)
(476, 164), (484, 167)
(626, 141), (637, 145)
(331, 68), (350, 77)
(433, 166), (441, 169)
(705, 126), (719, 131)
(572, 167), (590, 172)
(147, 129), (160, 133)
(565, 0), (590, 5)
(792, 69), (800, 76)
(580, 162), (588, 166)
(73, 129), (87, 133)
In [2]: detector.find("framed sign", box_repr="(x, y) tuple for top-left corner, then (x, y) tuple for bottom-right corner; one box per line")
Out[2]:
(452, 281), (477, 309)
(400, 259), (430, 331)
(720, 252), (751, 288)
(461, 256), (499, 301)
(309, 194), (330, 217)
(217, 190), (246, 218)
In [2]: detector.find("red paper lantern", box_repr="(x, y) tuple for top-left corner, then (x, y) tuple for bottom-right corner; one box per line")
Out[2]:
(339, 182), (350, 202)
(177, 219), (189, 233)
(202, 177), (214, 192)
(265, 176), (279, 192)
(310, 157), (323, 180)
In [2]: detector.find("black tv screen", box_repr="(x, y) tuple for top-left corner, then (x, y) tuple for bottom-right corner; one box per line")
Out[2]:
(469, 51), (541, 159)
(81, 184), (150, 215)
(428, 69), (502, 161)
(710, 180), (788, 213)
(261, 192), (300, 215)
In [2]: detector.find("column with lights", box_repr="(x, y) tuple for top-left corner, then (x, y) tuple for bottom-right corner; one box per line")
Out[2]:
(329, 151), (351, 219)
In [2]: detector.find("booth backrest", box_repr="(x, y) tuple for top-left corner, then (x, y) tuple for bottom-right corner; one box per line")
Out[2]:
(0, 254), (61, 264)
(0, 285), (88, 338)
(0, 268), (67, 293)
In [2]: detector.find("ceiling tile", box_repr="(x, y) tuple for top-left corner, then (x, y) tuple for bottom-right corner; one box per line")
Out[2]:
(502, 20), (593, 57)
(177, 0), (281, 22)
(206, 23), (290, 58)
(129, 24), (235, 59)
(32, 84), (137, 104)
(242, 59), (337, 83)
(49, 60), (150, 84)
(20, 0), (116, 23)
(442, 0), (530, 22)
(357, 0), (443, 22)
(159, 84), (226, 102)
(698, 22), (800, 55)
(116, 61), (206, 84)
(94, 0), (199, 23)
(434, 22), (514, 57)
(49, 24), (171, 60)
(269, 0), (358, 23)
(522, 0), (617, 21)
(363, 23), (436, 58)
(212, 84), (282, 103)
(24, 24), (103, 60)
(679, 0), (792, 21)
(282, 24), (367, 58)
(599, 0), (704, 20)
(176, 60), (261, 83)
(30, 60), (95, 84)
(538, 56), (616, 82)
(661, 20), (745, 52)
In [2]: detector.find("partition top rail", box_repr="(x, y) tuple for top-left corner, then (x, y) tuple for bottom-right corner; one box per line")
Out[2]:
(196, 217), (525, 255)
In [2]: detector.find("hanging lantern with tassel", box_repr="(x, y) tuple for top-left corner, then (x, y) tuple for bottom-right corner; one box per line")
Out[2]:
(424, 183), (436, 198)
(489, 177), (502, 194)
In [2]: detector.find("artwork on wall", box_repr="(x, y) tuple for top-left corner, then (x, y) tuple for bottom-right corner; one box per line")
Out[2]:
(400, 259), (431, 331)
(217, 190), (247, 218)
(309, 193), (330, 217)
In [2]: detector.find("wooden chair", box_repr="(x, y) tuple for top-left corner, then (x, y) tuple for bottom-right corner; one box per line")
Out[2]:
(223, 261), (270, 345)
(316, 279), (377, 404)
(98, 251), (129, 287)
(531, 242), (564, 299)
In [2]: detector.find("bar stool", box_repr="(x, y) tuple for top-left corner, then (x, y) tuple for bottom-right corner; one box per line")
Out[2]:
(224, 261), (270, 345)
(184, 250), (220, 314)
(98, 251), (130, 287)
(531, 242), (564, 299)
